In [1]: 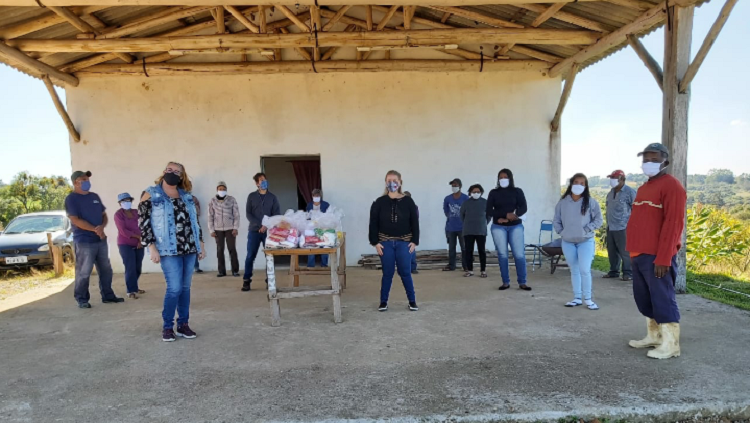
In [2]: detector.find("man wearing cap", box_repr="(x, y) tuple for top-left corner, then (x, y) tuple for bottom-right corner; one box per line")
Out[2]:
(208, 181), (241, 277)
(626, 143), (686, 360)
(65, 171), (123, 308)
(603, 170), (637, 281)
(443, 178), (468, 272)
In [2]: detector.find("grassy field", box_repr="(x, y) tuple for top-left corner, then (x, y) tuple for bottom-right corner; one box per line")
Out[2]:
(0, 267), (74, 300)
(592, 252), (750, 312)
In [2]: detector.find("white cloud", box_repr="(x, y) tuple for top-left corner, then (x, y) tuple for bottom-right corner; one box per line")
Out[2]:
(730, 119), (747, 126)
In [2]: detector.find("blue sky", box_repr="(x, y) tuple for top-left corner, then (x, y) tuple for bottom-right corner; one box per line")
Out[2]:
(0, 0), (748, 184)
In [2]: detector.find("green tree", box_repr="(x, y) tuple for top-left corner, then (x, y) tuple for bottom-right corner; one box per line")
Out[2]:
(737, 173), (750, 190)
(38, 176), (71, 211)
(686, 205), (748, 271)
(706, 168), (735, 185)
(7, 172), (40, 214)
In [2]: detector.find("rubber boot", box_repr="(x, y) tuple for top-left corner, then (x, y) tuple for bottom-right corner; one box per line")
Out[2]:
(628, 318), (662, 349)
(647, 323), (680, 359)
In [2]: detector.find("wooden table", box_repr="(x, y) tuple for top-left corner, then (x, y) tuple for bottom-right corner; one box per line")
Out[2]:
(264, 236), (346, 327)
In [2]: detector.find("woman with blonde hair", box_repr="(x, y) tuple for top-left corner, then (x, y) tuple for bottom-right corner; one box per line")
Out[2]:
(368, 170), (420, 312)
(139, 161), (205, 342)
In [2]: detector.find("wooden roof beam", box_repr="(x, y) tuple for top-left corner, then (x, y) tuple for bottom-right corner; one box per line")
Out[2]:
(8, 28), (601, 53)
(47, 6), (134, 64)
(277, 5), (311, 32)
(426, 6), (525, 29)
(225, 5), (261, 33)
(550, 62), (579, 132)
(322, 5), (353, 31)
(377, 6), (401, 31)
(0, 41), (79, 86)
(530, 3), (567, 27)
(627, 34), (663, 91)
(0, 6), (109, 40)
(0, 0), (601, 6)
(679, 0), (738, 93)
(604, 0), (654, 12)
(42, 76), (81, 142)
(516, 3), (611, 32)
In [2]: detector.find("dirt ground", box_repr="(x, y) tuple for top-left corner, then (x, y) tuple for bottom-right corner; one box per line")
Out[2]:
(1, 264), (749, 423)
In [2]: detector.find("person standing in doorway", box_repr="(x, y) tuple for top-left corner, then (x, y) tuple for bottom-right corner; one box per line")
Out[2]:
(460, 184), (490, 278)
(369, 170), (420, 312)
(404, 191), (419, 274)
(65, 170), (123, 309)
(603, 170), (637, 281)
(139, 162), (205, 342)
(627, 143), (686, 360)
(208, 181), (240, 277)
(114, 192), (145, 299)
(487, 169), (531, 291)
(443, 178), (468, 272)
(306, 188), (330, 268)
(192, 196), (204, 274)
(554, 173), (603, 310)
(243, 173), (281, 291)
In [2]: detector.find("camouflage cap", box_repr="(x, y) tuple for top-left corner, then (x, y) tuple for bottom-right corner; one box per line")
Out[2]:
(637, 143), (669, 157)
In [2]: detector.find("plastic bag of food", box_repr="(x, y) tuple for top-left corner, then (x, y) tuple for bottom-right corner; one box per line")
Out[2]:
(263, 210), (301, 249)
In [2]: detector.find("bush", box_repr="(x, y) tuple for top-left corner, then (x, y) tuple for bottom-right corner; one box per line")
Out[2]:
(686, 205), (749, 274)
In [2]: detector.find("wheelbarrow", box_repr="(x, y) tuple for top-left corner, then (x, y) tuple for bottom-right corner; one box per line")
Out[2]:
(527, 239), (568, 275)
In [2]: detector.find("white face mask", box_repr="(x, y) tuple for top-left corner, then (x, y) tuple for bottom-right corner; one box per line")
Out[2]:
(471, 193), (481, 200)
(610, 179), (620, 188)
(499, 179), (510, 188)
(451, 186), (460, 194)
(312, 196), (321, 203)
(121, 202), (132, 210)
(642, 162), (664, 177)
(571, 185), (586, 196)
(217, 190), (227, 198)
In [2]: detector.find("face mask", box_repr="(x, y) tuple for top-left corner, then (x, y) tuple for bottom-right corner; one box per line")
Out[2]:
(451, 186), (460, 194)
(217, 190), (227, 198)
(163, 172), (181, 186)
(313, 196), (321, 203)
(642, 162), (664, 177)
(121, 202), (132, 210)
(499, 179), (510, 188)
(571, 185), (586, 196)
(471, 193), (481, 200)
(80, 180), (91, 191)
(610, 179), (620, 188)
(259, 180), (269, 190)
(387, 181), (400, 193)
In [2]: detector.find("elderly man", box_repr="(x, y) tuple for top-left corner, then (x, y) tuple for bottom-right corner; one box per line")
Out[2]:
(209, 181), (241, 277)
(65, 170), (123, 308)
(603, 170), (637, 281)
(626, 143), (686, 360)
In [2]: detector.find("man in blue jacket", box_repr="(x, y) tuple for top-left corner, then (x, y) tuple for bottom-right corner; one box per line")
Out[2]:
(443, 178), (469, 271)
(306, 188), (330, 268)
(243, 173), (281, 291)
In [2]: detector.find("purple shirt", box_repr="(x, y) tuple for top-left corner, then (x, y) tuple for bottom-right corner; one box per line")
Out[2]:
(114, 209), (141, 247)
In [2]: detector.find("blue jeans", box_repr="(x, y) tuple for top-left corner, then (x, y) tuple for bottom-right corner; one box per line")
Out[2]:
(243, 231), (267, 281)
(632, 254), (680, 323)
(160, 254), (196, 330)
(379, 240), (416, 303)
(307, 254), (329, 268)
(118, 244), (144, 294)
(74, 241), (116, 304)
(490, 224), (527, 285)
(410, 250), (417, 272)
(561, 238), (595, 301)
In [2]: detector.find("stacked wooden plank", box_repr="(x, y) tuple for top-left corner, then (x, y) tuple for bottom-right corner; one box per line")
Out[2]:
(360, 249), (505, 270)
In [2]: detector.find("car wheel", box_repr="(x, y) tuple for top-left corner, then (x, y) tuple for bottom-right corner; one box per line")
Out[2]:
(62, 246), (74, 264)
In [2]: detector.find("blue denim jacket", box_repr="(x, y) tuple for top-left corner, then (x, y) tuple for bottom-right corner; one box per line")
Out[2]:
(145, 184), (202, 257)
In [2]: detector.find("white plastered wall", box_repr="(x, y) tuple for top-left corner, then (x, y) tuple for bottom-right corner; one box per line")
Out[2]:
(66, 71), (561, 273)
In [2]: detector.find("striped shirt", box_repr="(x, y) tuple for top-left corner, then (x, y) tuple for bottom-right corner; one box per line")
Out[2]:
(208, 195), (240, 233)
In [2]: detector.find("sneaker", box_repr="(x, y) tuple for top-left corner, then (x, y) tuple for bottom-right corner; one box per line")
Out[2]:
(78, 302), (92, 309)
(242, 280), (251, 291)
(162, 329), (176, 342)
(408, 302), (419, 311)
(102, 297), (125, 303)
(217, 273), (227, 278)
(195, 269), (204, 274)
(176, 324), (197, 339)
(127, 293), (138, 299)
(411, 270), (419, 274)
(378, 303), (388, 312)
(232, 272), (240, 277)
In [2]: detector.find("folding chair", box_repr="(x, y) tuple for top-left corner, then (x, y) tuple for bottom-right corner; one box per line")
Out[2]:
(525, 220), (554, 272)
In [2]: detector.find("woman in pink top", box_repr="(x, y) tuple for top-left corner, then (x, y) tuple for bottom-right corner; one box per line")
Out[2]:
(114, 192), (145, 299)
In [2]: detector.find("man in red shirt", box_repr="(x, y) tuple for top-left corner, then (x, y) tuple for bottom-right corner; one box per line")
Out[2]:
(626, 143), (686, 359)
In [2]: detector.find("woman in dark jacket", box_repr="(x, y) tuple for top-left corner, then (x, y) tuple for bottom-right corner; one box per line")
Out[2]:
(369, 170), (420, 312)
(486, 169), (531, 291)
(460, 184), (490, 278)
(306, 188), (331, 268)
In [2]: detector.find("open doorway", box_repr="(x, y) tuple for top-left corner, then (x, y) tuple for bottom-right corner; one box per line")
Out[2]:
(260, 155), (322, 266)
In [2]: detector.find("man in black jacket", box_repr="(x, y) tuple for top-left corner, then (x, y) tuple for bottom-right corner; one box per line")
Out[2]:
(242, 173), (281, 291)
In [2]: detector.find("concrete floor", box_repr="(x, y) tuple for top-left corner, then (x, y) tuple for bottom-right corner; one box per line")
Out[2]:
(1, 264), (750, 423)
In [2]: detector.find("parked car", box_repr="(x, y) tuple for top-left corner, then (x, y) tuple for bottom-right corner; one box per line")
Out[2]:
(0, 211), (74, 270)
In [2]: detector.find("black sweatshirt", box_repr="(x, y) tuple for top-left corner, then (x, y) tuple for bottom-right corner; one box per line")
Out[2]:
(368, 195), (420, 245)
(486, 187), (527, 227)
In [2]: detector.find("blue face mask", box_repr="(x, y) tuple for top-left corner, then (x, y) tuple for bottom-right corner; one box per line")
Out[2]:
(387, 181), (400, 193)
(81, 180), (91, 191)
(259, 180), (269, 190)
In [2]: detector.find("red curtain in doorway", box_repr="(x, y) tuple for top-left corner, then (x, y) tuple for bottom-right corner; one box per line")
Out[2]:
(291, 160), (321, 205)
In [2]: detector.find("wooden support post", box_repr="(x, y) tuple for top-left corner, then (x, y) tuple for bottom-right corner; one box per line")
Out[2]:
(42, 76), (81, 142)
(403, 5), (415, 30)
(662, 4), (693, 294)
(339, 233), (347, 289)
(215, 7), (225, 34)
(440, 11), (451, 23)
(330, 250), (342, 324)
(47, 233), (63, 276)
(627, 34), (664, 91)
(291, 251), (300, 287)
(377, 5), (400, 31)
(266, 254), (281, 326)
(365, 5), (373, 30)
(679, 0), (738, 93)
(258, 5), (267, 33)
(550, 63), (579, 132)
